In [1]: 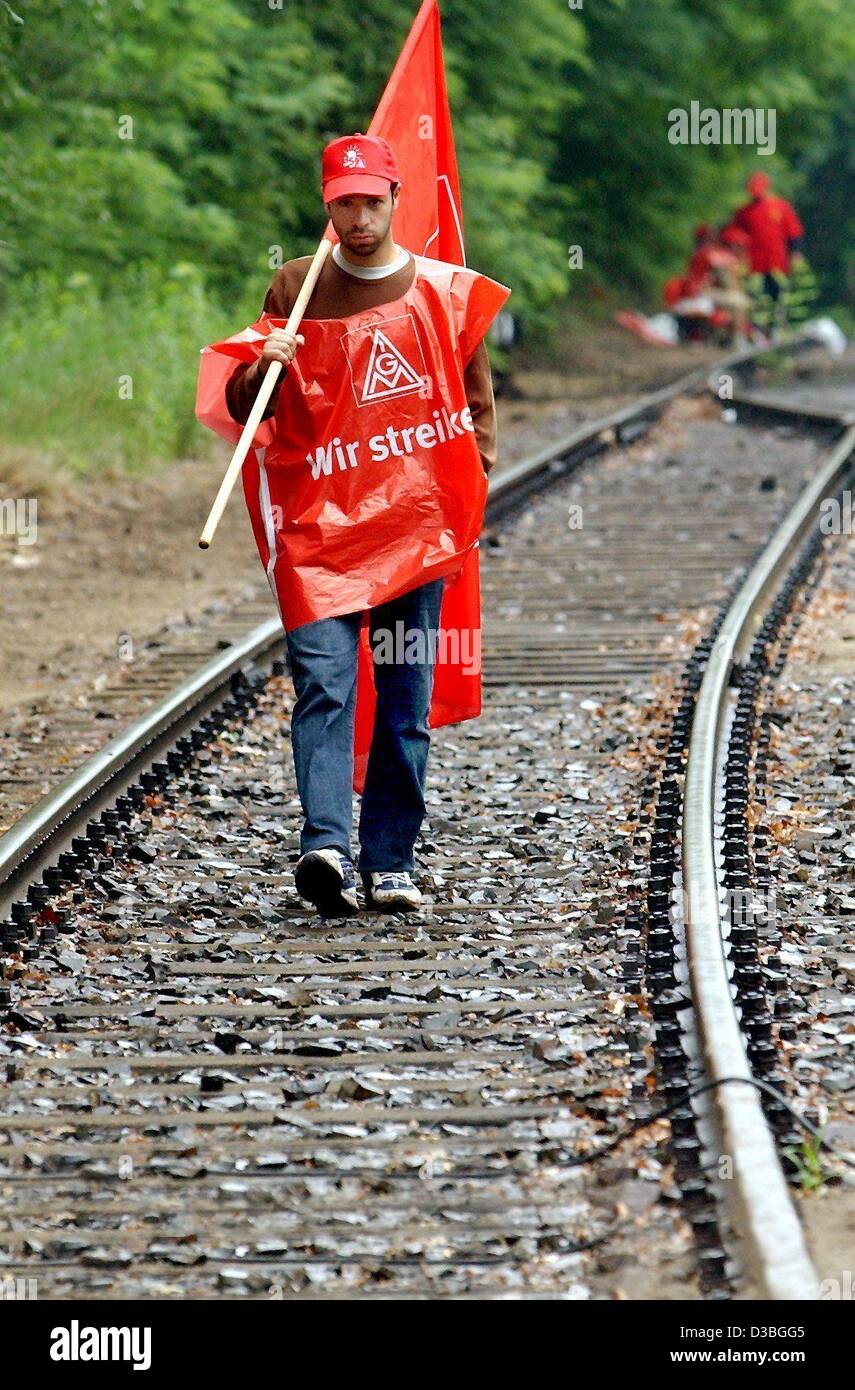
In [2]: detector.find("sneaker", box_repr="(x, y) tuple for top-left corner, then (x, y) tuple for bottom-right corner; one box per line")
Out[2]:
(362, 870), (422, 912)
(295, 848), (359, 917)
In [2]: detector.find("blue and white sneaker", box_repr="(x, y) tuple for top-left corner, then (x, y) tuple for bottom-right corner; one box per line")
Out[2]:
(362, 870), (422, 912)
(295, 848), (359, 917)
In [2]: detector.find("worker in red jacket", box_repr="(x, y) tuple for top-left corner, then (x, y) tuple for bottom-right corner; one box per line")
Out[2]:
(725, 172), (804, 302)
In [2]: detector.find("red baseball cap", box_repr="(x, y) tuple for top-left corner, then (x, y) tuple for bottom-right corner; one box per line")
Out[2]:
(322, 133), (400, 201)
(746, 171), (770, 197)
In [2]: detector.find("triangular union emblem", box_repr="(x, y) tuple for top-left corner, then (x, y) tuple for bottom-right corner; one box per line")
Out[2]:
(361, 328), (425, 403)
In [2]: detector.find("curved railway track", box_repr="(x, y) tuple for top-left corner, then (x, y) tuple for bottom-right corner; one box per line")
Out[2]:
(1, 339), (852, 1300)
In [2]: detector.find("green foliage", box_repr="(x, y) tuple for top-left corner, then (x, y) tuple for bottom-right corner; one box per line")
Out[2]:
(797, 76), (855, 310)
(782, 1133), (828, 1193)
(1, 0), (852, 473)
(0, 265), (228, 474)
(565, 0), (855, 295)
(2, 0), (851, 310)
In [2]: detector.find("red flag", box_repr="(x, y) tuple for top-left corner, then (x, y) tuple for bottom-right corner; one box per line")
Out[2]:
(353, 0), (483, 790)
(366, 0), (464, 264)
(195, 0), (510, 794)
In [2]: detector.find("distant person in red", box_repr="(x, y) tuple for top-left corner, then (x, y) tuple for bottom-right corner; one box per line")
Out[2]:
(685, 224), (722, 291)
(664, 225), (750, 342)
(726, 172), (804, 301)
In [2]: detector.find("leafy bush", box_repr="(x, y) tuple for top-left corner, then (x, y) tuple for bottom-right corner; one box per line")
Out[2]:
(0, 264), (231, 476)
(1, 0), (853, 475)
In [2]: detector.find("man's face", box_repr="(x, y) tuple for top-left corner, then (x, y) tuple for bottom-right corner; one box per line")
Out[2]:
(325, 187), (399, 255)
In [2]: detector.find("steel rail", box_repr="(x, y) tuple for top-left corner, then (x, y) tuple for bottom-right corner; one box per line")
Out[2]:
(486, 339), (801, 513)
(0, 341), (789, 903)
(0, 334), (849, 1300)
(681, 423), (855, 1299)
(729, 387), (853, 428)
(0, 618), (284, 911)
(707, 359), (854, 431)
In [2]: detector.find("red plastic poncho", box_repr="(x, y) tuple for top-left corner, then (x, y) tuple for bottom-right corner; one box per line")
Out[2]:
(196, 254), (511, 792)
(727, 196), (803, 275)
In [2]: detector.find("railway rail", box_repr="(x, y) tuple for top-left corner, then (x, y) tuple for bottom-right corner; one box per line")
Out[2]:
(1, 338), (852, 1299)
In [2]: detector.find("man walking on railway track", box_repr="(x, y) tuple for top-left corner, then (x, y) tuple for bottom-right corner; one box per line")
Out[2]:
(214, 132), (509, 918)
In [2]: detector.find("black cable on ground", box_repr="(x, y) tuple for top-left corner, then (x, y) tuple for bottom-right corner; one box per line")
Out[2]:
(563, 1073), (855, 1171)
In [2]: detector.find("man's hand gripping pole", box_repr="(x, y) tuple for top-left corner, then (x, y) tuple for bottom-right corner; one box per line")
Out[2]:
(198, 236), (332, 549)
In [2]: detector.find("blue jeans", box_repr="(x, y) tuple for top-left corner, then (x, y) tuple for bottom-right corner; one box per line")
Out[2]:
(285, 578), (445, 873)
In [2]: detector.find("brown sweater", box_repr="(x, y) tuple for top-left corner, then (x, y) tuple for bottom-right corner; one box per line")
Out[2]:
(225, 250), (499, 475)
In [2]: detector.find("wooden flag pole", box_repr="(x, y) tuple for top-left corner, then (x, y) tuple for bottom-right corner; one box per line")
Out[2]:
(198, 236), (333, 549)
